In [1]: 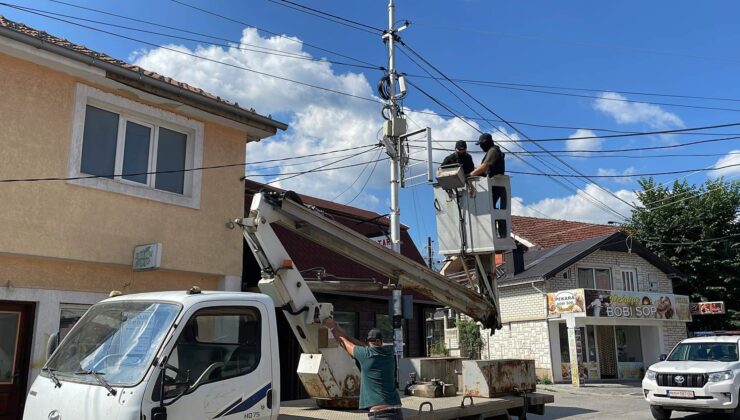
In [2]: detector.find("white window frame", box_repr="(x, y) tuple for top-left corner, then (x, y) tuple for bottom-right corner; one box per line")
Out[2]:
(67, 83), (204, 208)
(620, 268), (639, 292)
(576, 265), (613, 290)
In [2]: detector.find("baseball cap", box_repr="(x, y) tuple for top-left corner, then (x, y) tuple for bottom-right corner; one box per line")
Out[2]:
(367, 328), (384, 342)
(455, 140), (467, 150)
(476, 133), (493, 145)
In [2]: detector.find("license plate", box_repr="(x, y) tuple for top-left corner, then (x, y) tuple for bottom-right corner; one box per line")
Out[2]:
(668, 390), (695, 398)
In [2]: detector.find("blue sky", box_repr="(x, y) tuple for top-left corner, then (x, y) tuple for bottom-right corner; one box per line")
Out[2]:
(4, 0), (739, 257)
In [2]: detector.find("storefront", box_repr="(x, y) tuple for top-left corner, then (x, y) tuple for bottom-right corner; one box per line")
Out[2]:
(546, 288), (691, 384)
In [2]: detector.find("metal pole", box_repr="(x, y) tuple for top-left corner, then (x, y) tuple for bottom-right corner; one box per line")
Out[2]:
(385, 0), (404, 390)
(427, 236), (433, 269)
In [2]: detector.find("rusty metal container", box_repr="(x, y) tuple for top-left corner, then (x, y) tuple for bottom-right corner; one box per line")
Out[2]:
(399, 357), (463, 390)
(462, 359), (536, 397)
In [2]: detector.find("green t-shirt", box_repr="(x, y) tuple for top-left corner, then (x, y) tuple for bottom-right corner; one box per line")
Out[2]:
(353, 345), (401, 409)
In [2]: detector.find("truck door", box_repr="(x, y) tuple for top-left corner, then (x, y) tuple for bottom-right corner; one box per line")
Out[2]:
(150, 302), (275, 420)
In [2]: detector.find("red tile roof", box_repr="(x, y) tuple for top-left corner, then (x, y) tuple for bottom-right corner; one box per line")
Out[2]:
(511, 215), (618, 249)
(0, 16), (286, 130)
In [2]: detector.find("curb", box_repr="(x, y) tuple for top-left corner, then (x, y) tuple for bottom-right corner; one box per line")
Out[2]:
(541, 385), (644, 399)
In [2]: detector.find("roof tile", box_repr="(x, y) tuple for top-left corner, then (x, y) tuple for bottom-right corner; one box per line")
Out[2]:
(512, 215), (617, 249)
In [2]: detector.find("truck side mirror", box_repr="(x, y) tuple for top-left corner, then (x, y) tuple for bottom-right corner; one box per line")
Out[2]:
(151, 407), (167, 420)
(46, 332), (60, 359)
(659, 354), (667, 361)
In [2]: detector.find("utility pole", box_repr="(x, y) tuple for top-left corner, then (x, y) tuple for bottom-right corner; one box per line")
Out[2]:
(381, 0), (409, 389)
(427, 236), (434, 269)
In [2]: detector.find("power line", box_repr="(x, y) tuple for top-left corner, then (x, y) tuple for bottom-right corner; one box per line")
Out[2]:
(408, 144), (740, 159)
(345, 148), (384, 205)
(260, 147), (382, 185)
(265, 0), (383, 34)
(509, 163), (740, 178)
(2, 5), (383, 104)
(400, 41), (636, 216)
(41, 1), (380, 70)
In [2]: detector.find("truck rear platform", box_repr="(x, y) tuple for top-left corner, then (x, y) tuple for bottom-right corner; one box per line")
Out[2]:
(280, 392), (554, 419)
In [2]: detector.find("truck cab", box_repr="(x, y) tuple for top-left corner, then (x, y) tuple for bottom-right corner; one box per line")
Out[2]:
(23, 290), (279, 420)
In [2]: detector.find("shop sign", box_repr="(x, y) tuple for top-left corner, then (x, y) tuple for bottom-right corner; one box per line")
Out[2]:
(547, 289), (585, 317)
(584, 289), (691, 321)
(546, 289), (692, 321)
(690, 301), (725, 315)
(369, 235), (393, 249)
(133, 243), (162, 271)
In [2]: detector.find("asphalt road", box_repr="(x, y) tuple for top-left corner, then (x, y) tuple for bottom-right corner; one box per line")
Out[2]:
(526, 390), (723, 419)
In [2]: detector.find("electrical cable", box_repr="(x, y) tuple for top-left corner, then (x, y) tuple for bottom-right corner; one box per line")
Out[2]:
(331, 153), (378, 201)
(344, 148), (384, 205)
(0, 5), (383, 104)
(408, 145), (740, 159)
(265, 0), (383, 34)
(167, 0), (379, 67)
(508, 164), (740, 178)
(31, 2), (380, 70)
(262, 147), (382, 185)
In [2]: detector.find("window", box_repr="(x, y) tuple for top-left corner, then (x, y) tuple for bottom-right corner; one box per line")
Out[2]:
(333, 312), (358, 339)
(615, 326), (643, 363)
(59, 304), (91, 341)
(621, 269), (638, 291)
(578, 267), (612, 290)
(69, 84), (203, 208)
(158, 307), (261, 399)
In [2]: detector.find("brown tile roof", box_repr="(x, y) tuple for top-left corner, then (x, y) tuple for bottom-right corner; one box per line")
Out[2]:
(511, 215), (618, 249)
(0, 15), (286, 130)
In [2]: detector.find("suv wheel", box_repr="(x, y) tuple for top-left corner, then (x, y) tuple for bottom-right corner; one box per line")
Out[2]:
(650, 405), (672, 420)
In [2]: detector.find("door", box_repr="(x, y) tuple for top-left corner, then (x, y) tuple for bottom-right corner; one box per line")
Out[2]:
(596, 326), (618, 379)
(621, 269), (638, 292)
(153, 303), (274, 419)
(0, 302), (34, 420)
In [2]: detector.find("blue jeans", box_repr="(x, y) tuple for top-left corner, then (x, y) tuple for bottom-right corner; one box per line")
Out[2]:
(368, 406), (404, 419)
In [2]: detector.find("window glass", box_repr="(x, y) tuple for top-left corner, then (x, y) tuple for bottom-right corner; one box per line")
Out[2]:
(578, 268), (594, 289)
(616, 326), (643, 363)
(595, 269), (611, 290)
(586, 325), (597, 363)
(668, 343), (739, 362)
(333, 312), (358, 339)
(122, 121), (151, 184)
(159, 307), (261, 399)
(558, 323), (569, 362)
(155, 127), (187, 194)
(0, 313), (19, 384)
(81, 105), (119, 178)
(59, 304), (90, 341)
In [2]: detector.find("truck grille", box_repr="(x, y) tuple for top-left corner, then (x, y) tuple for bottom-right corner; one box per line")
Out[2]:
(656, 373), (708, 388)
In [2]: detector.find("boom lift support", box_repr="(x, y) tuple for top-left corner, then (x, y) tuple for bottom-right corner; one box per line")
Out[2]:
(237, 190), (502, 406)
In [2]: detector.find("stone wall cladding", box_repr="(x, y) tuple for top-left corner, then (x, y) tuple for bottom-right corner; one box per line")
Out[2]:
(482, 320), (552, 373)
(662, 321), (688, 354)
(548, 250), (674, 293)
(498, 283), (547, 322)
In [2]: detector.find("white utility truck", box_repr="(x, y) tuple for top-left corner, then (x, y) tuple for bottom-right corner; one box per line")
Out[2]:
(24, 183), (552, 420)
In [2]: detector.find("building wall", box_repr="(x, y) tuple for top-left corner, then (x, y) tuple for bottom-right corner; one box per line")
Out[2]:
(482, 320), (552, 380)
(0, 52), (248, 282)
(499, 283), (547, 323)
(662, 321), (688, 354)
(546, 250), (674, 294)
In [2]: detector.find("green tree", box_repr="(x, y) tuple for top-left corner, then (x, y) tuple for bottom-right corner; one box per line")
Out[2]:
(456, 318), (483, 359)
(624, 177), (740, 330)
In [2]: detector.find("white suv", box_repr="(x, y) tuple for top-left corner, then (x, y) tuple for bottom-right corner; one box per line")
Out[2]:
(643, 335), (740, 419)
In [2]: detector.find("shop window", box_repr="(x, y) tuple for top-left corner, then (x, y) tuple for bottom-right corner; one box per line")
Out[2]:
(616, 326), (643, 363)
(558, 323), (570, 362)
(159, 306), (261, 399)
(59, 304), (91, 341)
(333, 311), (358, 339)
(578, 267), (612, 290)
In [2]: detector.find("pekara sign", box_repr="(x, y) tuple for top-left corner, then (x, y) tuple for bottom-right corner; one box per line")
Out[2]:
(547, 288), (691, 321)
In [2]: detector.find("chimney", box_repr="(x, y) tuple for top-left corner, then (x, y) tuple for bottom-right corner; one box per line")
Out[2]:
(505, 248), (525, 276)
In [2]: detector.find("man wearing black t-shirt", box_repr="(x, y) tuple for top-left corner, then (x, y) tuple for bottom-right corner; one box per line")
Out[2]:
(441, 140), (475, 175)
(471, 133), (506, 211)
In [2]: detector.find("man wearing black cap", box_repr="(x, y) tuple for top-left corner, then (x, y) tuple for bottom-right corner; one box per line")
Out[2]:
(324, 318), (403, 418)
(440, 140), (475, 175)
(470, 133), (507, 210)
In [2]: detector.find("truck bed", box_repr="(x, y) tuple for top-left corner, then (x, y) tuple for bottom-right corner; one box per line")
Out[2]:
(279, 392), (554, 419)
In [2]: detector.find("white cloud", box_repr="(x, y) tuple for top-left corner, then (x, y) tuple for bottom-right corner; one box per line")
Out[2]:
(566, 129), (603, 156)
(512, 184), (638, 224)
(596, 166), (637, 184)
(710, 150), (740, 178)
(132, 28), (481, 208)
(594, 92), (684, 130)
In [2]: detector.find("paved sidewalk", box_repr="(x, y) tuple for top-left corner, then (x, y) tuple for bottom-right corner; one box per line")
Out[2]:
(541, 381), (644, 398)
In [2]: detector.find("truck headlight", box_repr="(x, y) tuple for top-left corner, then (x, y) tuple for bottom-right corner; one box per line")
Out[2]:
(708, 371), (734, 382)
(645, 370), (657, 381)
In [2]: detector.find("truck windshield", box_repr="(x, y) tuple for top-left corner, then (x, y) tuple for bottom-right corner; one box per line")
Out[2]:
(668, 342), (739, 362)
(46, 301), (180, 386)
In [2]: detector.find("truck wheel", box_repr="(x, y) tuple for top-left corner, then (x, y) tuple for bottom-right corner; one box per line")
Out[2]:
(650, 406), (672, 420)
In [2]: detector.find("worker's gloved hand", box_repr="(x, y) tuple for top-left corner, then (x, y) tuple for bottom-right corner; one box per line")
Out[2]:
(323, 317), (336, 329)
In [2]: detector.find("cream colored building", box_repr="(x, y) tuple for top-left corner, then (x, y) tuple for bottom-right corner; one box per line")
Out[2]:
(0, 17), (286, 417)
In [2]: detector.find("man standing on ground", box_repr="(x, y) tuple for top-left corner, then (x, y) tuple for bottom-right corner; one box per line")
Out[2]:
(441, 140), (475, 175)
(324, 318), (403, 419)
